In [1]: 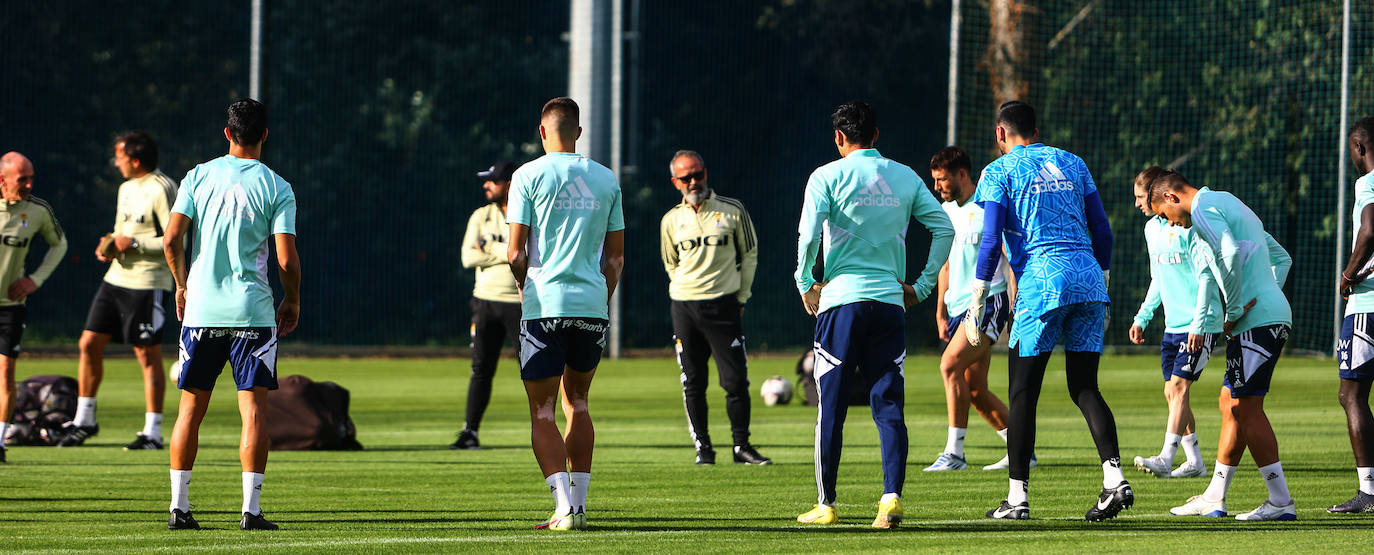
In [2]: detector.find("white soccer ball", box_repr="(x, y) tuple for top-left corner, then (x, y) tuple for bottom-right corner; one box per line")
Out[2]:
(760, 375), (793, 406)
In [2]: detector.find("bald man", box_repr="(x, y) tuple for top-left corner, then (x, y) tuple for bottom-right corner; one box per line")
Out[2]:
(0, 152), (69, 463)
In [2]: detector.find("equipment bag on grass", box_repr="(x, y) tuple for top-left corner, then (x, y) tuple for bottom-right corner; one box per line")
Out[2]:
(266, 374), (363, 450)
(4, 375), (78, 446)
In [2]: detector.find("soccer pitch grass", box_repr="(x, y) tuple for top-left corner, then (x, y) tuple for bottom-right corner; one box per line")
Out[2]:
(2, 353), (1370, 553)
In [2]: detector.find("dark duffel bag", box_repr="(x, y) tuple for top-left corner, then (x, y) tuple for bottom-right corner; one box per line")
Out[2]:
(266, 374), (363, 450)
(4, 375), (78, 446)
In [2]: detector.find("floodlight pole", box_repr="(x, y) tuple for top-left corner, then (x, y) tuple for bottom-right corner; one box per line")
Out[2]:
(570, 0), (623, 357)
(250, 0), (264, 100)
(1335, 0), (1351, 354)
(946, 0), (960, 146)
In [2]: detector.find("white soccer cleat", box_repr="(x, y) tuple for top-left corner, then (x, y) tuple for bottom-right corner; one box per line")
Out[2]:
(1235, 500), (1297, 521)
(1169, 461), (1207, 478)
(923, 453), (968, 471)
(1170, 495), (1227, 517)
(982, 453), (1037, 471)
(1133, 455), (1172, 477)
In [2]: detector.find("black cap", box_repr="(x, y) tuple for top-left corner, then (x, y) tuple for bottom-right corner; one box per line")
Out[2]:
(477, 161), (516, 181)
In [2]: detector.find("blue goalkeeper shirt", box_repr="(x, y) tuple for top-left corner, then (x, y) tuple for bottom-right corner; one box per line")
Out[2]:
(972, 143), (1111, 321)
(794, 149), (954, 313)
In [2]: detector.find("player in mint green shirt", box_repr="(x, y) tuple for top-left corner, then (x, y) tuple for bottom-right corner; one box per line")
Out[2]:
(793, 101), (953, 529)
(1150, 170), (1296, 521)
(1333, 116), (1374, 513)
(163, 99), (301, 532)
(506, 97), (625, 531)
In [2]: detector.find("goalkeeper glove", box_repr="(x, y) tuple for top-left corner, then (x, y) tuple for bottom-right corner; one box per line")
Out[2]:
(964, 279), (990, 347)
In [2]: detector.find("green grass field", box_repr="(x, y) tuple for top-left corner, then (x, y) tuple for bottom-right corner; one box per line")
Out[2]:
(2, 352), (1369, 552)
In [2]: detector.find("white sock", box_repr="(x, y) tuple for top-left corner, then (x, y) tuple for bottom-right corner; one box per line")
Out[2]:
(880, 492), (899, 504)
(1258, 461), (1292, 506)
(945, 427), (967, 457)
(1102, 458), (1126, 488)
(997, 427), (1009, 442)
(1203, 461), (1236, 502)
(1007, 479), (1028, 505)
(1159, 433), (1181, 463)
(1360, 467), (1374, 495)
(143, 413), (163, 438)
(1181, 434), (1202, 465)
(0, 421), (9, 443)
(569, 472), (590, 514)
(242, 472), (265, 515)
(170, 469), (192, 512)
(545, 472), (572, 515)
(74, 397), (97, 427)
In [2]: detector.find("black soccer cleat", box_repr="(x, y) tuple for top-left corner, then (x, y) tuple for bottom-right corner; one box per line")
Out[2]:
(733, 444), (772, 465)
(241, 512), (279, 530)
(0, 446), (7, 463)
(449, 429), (480, 450)
(1328, 491), (1374, 513)
(124, 433), (164, 450)
(1085, 482), (1134, 521)
(168, 509), (200, 530)
(56, 423), (99, 447)
(986, 500), (1029, 520)
(694, 447), (716, 465)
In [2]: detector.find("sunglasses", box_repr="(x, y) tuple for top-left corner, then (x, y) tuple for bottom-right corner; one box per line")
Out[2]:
(673, 170), (706, 183)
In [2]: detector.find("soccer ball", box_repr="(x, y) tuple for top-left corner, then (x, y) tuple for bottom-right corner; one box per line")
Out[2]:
(760, 375), (793, 406)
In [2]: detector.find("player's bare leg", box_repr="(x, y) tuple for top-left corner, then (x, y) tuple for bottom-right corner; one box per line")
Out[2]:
(928, 335), (1001, 471)
(966, 357), (1009, 430)
(135, 344), (166, 417)
(167, 388), (211, 529)
(0, 355), (14, 461)
(63, 331), (112, 445)
(1331, 377), (1374, 512)
(236, 386), (276, 529)
(525, 374), (575, 529)
(561, 366), (596, 527)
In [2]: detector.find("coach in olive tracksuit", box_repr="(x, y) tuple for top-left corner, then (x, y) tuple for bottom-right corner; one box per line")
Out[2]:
(453, 161), (521, 450)
(659, 150), (769, 466)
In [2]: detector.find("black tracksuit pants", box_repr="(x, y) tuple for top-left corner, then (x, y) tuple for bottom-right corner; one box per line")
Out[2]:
(672, 295), (751, 448)
(465, 298), (521, 431)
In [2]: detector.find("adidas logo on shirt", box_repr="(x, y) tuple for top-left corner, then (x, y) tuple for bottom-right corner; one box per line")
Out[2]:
(1027, 161), (1075, 194)
(553, 177), (602, 210)
(853, 177), (900, 207)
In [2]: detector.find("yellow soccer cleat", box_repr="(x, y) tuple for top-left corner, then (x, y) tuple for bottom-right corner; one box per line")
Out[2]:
(571, 511), (587, 530)
(797, 504), (838, 524)
(533, 512), (574, 531)
(872, 497), (903, 529)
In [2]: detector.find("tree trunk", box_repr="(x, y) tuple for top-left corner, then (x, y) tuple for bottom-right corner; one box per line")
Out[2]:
(984, 0), (1034, 108)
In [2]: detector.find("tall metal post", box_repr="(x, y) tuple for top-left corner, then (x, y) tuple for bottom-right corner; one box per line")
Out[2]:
(1336, 0), (1352, 354)
(946, 0), (961, 146)
(250, 0), (264, 100)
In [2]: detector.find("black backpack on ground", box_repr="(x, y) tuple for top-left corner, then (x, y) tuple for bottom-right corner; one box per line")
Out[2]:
(4, 375), (78, 446)
(265, 374), (363, 451)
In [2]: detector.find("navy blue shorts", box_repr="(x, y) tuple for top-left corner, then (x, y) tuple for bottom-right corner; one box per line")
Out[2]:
(1224, 324), (1288, 398)
(1160, 332), (1218, 382)
(948, 291), (1011, 344)
(172, 327), (278, 391)
(519, 317), (608, 380)
(1338, 313), (1374, 381)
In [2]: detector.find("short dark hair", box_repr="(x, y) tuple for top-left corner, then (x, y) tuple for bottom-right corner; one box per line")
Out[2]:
(996, 100), (1037, 138)
(226, 99), (268, 146)
(1133, 166), (1168, 192)
(1146, 169), (1195, 207)
(929, 146), (971, 175)
(831, 101), (877, 147)
(541, 97), (580, 135)
(115, 131), (158, 170)
(1351, 115), (1374, 146)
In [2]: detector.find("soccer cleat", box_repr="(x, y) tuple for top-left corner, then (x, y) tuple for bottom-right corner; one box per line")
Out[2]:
(1235, 500), (1297, 521)
(695, 447), (716, 465)
(56, 422), (99, 447)
(985, 500), (1029, 520)
(924, 452), (968, 471)
(0, 446), (6, 463)
(733, 444), (771, 465)
(533, 512), (574, 530)
(982, 453), (1037, 471)
(797, 504), (837, 524)
(1133, 455), (1172, 477)
(1170, 494), (1227, 517)
(124, 433), (164, 450)
(240, 511), (280, 530)
(1327, 491), (1374, 513)
(1170, 461), (1207, 478)
(571, 511), (588, 530)
(449, 429), (480, 450)
(872, 497), (903, 529)
(168, 509), (200, 530)
(1085, 482), (1134, 521)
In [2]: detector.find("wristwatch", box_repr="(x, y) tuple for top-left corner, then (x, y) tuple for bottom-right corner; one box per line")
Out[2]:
(129, 238), (140, 252)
